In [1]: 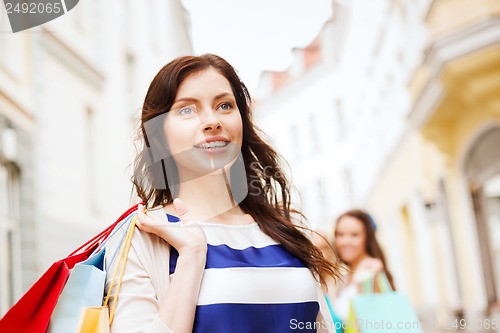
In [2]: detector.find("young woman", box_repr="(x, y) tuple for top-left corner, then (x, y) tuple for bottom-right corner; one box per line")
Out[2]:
(332, 209), (395, 322)
(105, 54), (340, 333)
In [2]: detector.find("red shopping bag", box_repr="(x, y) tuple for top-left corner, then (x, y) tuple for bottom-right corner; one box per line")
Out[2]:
(0, 205), (139, 333)
(0, 248), (97, 333)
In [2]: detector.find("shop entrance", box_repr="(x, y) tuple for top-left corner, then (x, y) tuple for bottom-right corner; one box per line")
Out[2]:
(465, 127), (500, 310)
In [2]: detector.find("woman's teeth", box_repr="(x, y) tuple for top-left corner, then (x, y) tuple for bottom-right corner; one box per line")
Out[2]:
(196, 141), (229, 149)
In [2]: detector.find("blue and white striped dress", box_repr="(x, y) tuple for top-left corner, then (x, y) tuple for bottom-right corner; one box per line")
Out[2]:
(167, 213), (323, 333)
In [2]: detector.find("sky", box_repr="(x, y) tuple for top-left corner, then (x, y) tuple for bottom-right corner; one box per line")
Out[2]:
(181, 0), (333, 94)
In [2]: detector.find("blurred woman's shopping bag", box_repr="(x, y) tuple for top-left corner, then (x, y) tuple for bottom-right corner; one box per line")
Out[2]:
(325, 295), (345, 333)
(0, 205), (139, 333)
(345, 273), (423, 333)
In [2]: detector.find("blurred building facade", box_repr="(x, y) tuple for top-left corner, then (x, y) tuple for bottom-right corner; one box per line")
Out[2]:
(255, 0), (500, 327)
(0, 0), (192, 315)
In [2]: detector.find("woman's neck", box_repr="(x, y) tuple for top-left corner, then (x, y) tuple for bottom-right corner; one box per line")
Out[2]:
(166, 167), (248, 224)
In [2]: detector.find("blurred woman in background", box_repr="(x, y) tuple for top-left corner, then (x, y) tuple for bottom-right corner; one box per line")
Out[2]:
(331, 209), (395, 322)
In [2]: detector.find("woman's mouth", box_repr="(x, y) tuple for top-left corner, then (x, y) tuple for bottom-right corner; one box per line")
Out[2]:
(339, 247), (356, 256)
(194, 141), (230, 154)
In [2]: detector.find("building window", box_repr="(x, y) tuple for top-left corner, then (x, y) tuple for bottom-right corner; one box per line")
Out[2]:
(290, 123), (301, 161)
(309, 114), (320, 153)
(342, 167), (354, 204)
(85, 107), (98, 215)
(0, 16), (23, 79)
(334, 99), (345, 140)
(0, 162), (21, 315)
(316, 178), (327, 217)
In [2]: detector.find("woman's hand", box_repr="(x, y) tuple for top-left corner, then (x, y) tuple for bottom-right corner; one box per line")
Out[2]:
(136, 198), (206, 332)
(352, 257), (383, 285)
(136, 198), (207, 256)
(358, 257), (383, 273)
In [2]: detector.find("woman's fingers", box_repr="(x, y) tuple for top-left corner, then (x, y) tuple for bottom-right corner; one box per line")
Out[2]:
(136, 203), (145, 225)
(134, 200), (206, 255)
(173, 198), (192, 225)
(136, 203), (155, 226)
(360, 258), (383, 272)
(136, 203), (168, 237)
(371, 258), (384, 272)
(135, 197), (145, 226)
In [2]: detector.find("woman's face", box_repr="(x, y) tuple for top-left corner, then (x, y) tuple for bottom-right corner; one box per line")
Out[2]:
(164, 68), (243, 178)
(334, 216), (367, 265)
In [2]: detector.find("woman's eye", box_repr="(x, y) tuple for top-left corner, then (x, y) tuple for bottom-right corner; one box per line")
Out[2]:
(179, 107), (196, 115)
(219, 103), (232, 111)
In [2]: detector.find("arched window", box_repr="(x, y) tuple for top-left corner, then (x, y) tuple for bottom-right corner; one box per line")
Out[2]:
(465, 127), (500, 309)
(0, 162), (21, 315)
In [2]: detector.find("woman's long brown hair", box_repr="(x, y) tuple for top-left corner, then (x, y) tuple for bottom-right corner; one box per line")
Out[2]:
(132, 54), (340, 287)
(335, 209), (395, 290)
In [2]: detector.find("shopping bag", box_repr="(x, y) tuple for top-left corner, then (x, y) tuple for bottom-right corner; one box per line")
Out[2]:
(325, 295), (344, 333)
(77, 307), (111, 333)
(46, 249), (107, 332)
(0, 205), (139, 333)
(345, 273), (423, 333)
(47, 210), (136, 333)
(76, 213), (138, 330)
(0, 247), (97, 333)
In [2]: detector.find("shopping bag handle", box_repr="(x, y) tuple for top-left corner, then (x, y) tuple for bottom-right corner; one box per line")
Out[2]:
(69, 204), (141, 256)
(88, 211), (137, 272)
(376, 272), (393, 293)
(94, 211), (136, 255)
(361, 271), (393, 294)
(104, 213), (139, 324)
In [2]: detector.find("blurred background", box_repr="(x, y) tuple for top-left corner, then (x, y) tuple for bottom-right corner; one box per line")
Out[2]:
(1, 0), (500, 331)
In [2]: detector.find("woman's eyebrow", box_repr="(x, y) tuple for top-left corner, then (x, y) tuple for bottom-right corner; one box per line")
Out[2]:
(172, 92), (233, 105)
(214, 92), (233, 100)
(173, 97), (199, 104)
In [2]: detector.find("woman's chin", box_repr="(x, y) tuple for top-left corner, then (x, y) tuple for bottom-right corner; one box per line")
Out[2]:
(175, 157), (235, 178)
(193, 146), (240, 172)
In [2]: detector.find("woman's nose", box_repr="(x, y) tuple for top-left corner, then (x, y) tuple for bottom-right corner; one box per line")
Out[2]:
(200, 109), (222, 131)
